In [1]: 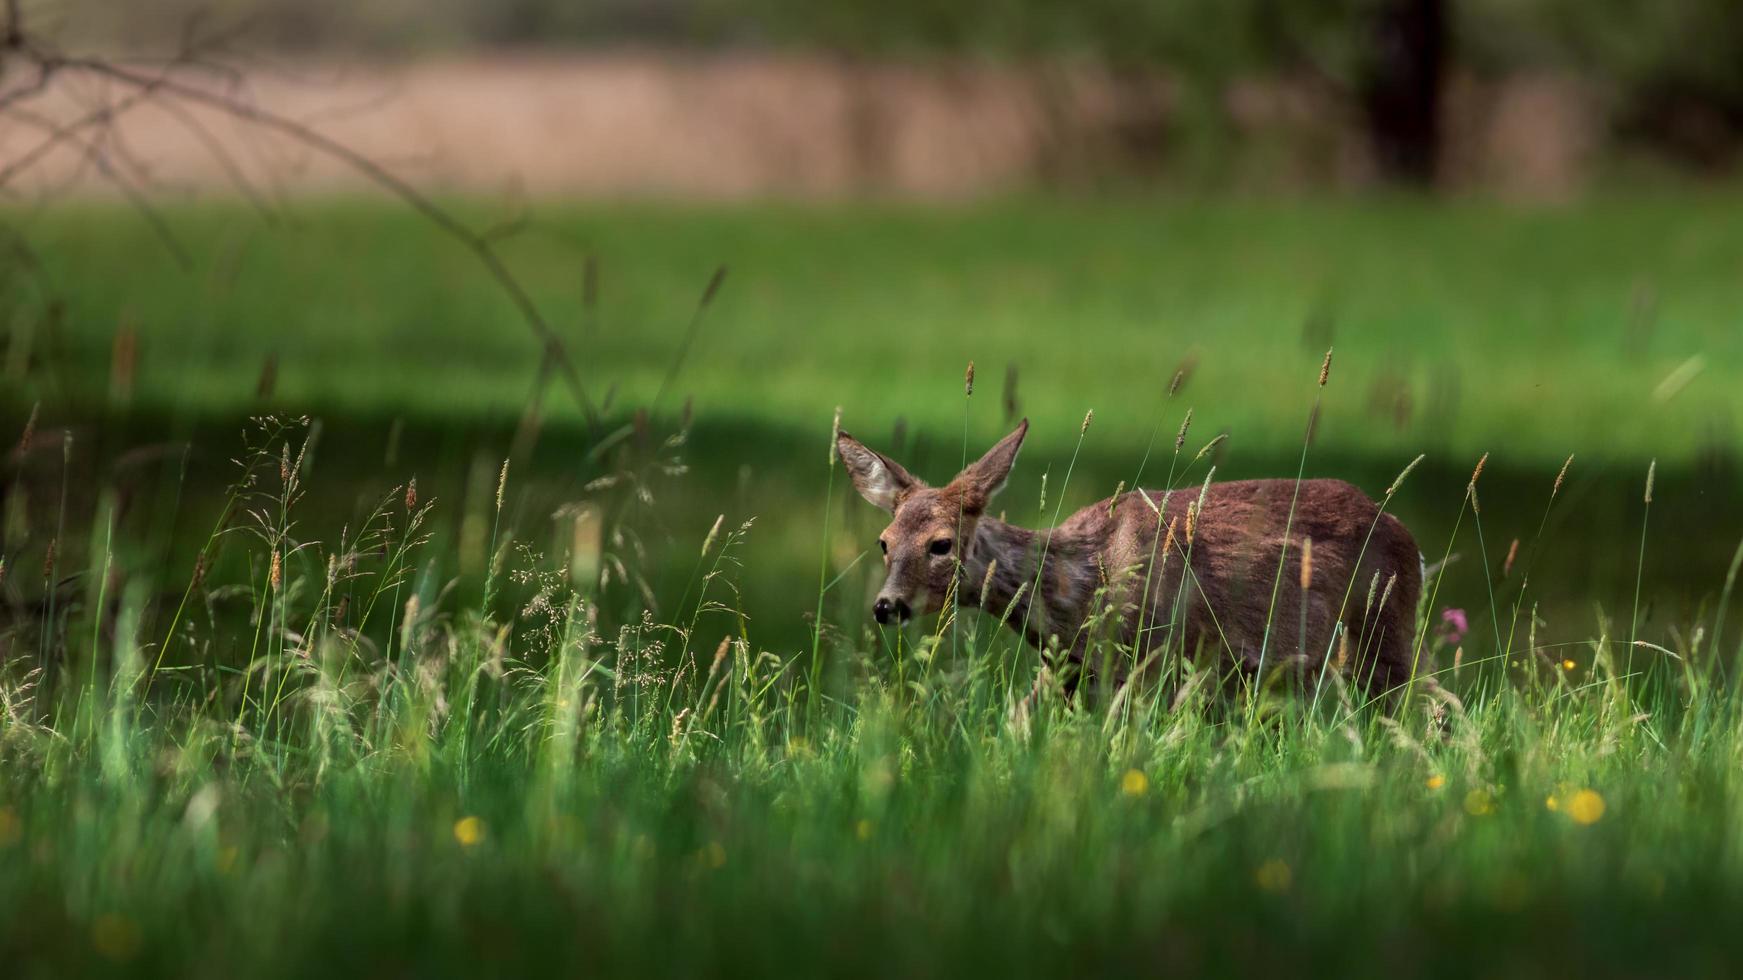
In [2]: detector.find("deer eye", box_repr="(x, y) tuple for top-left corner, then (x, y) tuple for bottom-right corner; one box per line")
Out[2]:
(929, 538), (953, 556)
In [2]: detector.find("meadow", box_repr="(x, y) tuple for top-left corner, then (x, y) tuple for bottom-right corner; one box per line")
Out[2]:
(2, 194), (1743, 976)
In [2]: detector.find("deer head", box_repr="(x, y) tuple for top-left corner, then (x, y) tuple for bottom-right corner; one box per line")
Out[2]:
(836, 419), (1028, 624)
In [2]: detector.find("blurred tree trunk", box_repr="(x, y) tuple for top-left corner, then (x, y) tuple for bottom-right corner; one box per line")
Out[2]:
(1360, 0), (1446, 185)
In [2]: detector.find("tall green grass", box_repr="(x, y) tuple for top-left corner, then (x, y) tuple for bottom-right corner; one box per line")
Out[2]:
(3, 380), (1742, 977)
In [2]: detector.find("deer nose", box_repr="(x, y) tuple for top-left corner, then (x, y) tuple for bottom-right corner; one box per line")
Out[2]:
(872, 598), (911, 625)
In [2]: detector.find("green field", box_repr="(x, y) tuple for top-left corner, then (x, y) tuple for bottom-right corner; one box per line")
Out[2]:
(11, 194), (1742, 463)
(3, 196), (1743, 976)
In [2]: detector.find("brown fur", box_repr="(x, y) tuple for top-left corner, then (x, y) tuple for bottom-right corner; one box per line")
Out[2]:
(838, 421), (1424, 704)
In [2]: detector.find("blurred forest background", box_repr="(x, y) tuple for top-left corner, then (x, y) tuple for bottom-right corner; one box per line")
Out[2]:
(19, 0), (1743, 198)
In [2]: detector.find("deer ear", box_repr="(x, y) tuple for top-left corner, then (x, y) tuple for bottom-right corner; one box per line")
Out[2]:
(957, 418), (1027, 510)
(837, 431), (919, 513)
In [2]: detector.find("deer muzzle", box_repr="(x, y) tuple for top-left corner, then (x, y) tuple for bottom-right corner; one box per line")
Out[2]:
(872, 596), (912, 625)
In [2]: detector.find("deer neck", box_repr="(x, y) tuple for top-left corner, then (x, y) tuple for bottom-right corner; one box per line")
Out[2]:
(961, 516), (1097, 648)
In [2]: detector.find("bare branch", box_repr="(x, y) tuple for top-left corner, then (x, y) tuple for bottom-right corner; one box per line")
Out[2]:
(0, 16), (602, 428)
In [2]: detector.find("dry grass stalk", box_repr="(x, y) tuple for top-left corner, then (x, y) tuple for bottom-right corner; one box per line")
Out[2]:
(1467, 452), (1489, 514)
(256, 354), (278, 399)
(1169, 354), (1197, 396)
(15, 402), (38, 456)
(110, 322), (137, 400)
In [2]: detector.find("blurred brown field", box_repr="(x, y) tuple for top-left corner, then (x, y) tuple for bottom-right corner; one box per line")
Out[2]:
(1, 53), (1602, 200)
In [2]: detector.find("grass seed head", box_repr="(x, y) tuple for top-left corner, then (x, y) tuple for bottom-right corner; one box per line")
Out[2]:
(1108, 481), (1124, 516)
(401, 594), (420, 648)
(43, 539), (56, 579)
(1553, 454), (1574, 498)
(829, 406), (842, 466)
(496, 459), (510, 511)
(979, 559), (998, 606)
(15, 402), (38, 456)
(1468, 452), (1488, 490)
(1080, 409), (1094, 436)
(269, 550), (282, 591)
(1385, 453), (1424, 498)
(1192, 433), (1228, 465)
(1299, 537), (1314, 590)
(1318, 346), (1333, 387)
(405, 477), (417, 511)
(1467, 451), (1489, 514)
(1169, 354), (1197, 396)
(964, 360), (975, 397)
(1175, 408), (1193, 453)
(1644, 458), (1656, 505)
(1503, 538), (1520, 578)
(702, 514), (724, 557)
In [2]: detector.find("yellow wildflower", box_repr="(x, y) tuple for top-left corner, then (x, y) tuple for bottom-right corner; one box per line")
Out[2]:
(1426, 774), (1445, 791)
(1120, 769), (1149, 797)
(1565, 789), (1605, 825)
(453, 816), (485, 847)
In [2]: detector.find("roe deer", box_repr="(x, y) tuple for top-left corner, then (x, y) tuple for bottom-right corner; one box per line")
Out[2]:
(836, 419), (1424, 706)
